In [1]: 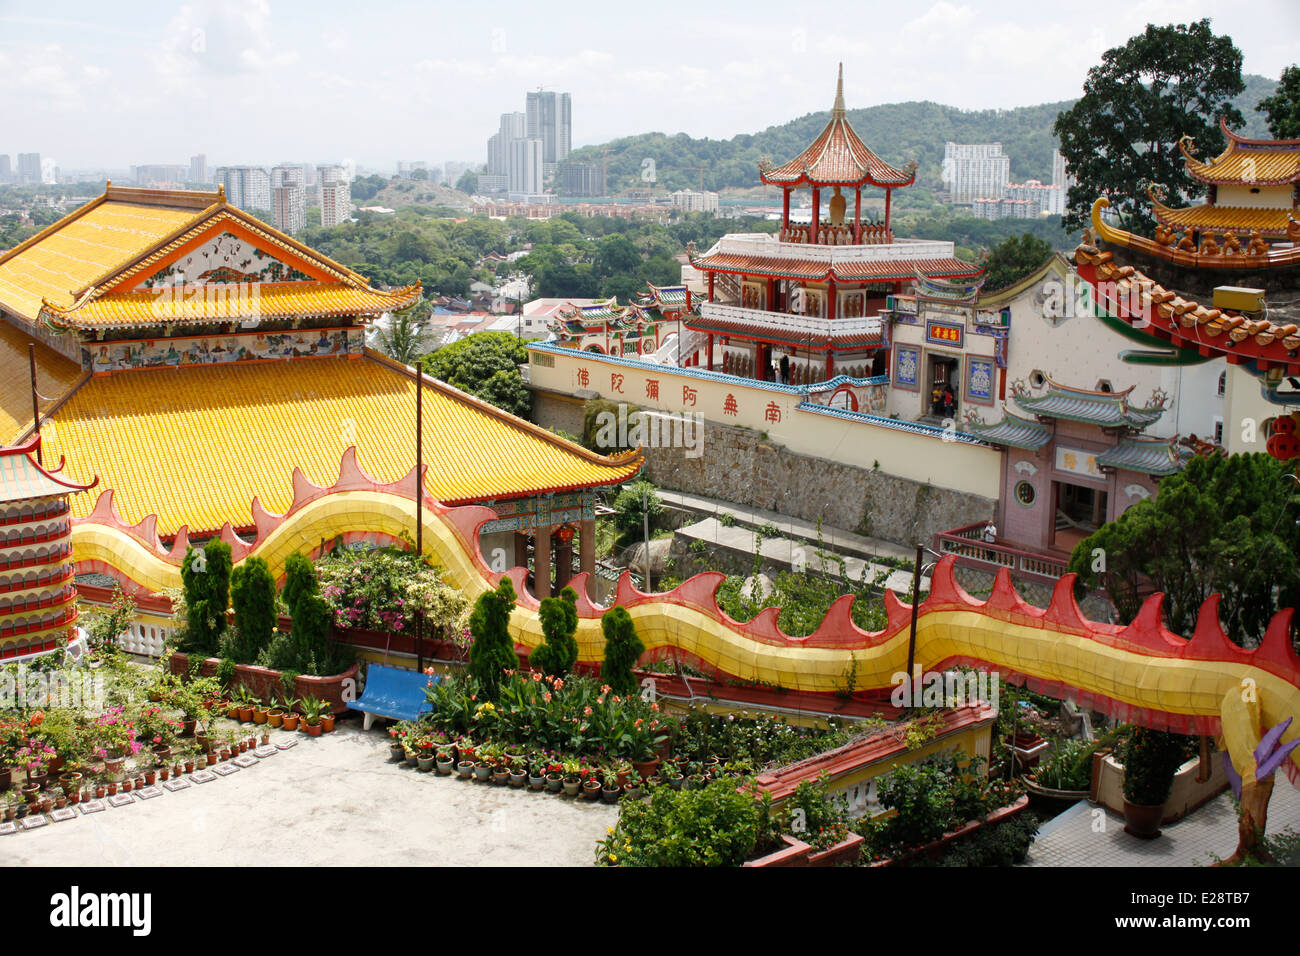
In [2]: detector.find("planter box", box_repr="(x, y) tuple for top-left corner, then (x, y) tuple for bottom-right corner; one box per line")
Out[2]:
(170, 653), (358, 715)
(1093, 754), (1227, 824)
(865, 795), (1030, 867)
(743, 834), (813, 868)
(808, 831), (865, 867)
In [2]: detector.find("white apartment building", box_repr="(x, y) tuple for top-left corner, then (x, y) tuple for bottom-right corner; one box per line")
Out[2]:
(508, 137), (543, 196)
(943, 143), (1010, 205)
(320, 180), (352, 227)
(217, 166), (272, 213)
(273, 182), (305, 235)
(671, 189), (720, 213)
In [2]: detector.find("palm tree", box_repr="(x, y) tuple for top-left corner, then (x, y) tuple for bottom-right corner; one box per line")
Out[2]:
(378, 302), (432, 367)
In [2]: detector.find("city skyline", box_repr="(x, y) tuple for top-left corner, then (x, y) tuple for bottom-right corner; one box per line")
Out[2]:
(0, 0), (1296, 170)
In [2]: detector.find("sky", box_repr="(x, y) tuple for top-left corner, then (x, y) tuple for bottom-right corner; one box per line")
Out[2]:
(0, 0), (1296, 173)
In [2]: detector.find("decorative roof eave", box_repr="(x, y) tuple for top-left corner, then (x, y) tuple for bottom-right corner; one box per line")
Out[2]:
(1151, 195), (1296, 237)
(1094, 439), (1187, 477)
(36, 282), (423, 333)
(684, 315), (883, 350)
(0, 435), (100, 501)
(1178, 122), (1300, 186)
(1088, 196), (1300, 269)
(688, 251), (981, 284)
(966, 410), (1051, 450)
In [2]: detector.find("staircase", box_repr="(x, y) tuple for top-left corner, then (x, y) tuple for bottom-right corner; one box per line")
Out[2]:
(646, 328), (706, 366)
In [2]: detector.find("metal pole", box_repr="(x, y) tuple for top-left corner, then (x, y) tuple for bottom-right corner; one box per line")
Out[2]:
(28, 344), (41, 464)
(642, 488), (652, 591)
(415, 367), (424, 672)
(905, 542), (923, 695)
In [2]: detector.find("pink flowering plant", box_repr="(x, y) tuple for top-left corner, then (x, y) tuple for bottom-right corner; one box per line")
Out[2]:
(87, 705), (143, 761)
(316, 547), (467, 637)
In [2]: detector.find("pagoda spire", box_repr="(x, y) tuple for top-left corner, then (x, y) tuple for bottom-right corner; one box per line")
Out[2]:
(833, 62), (845, 117)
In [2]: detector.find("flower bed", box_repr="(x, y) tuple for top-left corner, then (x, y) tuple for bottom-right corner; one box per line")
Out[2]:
(864, 795), (1030, 867)
(169, 652), (358, 715)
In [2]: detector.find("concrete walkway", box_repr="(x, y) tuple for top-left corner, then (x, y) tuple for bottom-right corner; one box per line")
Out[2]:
(1024, 781), (1300, 867)
(1, 723), (616, 867)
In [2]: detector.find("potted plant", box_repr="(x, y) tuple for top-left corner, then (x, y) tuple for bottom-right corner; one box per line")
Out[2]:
(1120, 728), (1186, 839)
(299, 696), (327, 738)
(509, 755), (528, 789)
(320, 709), (336, 734)
(527, 757), (546, 791)
(435, 747), (456, 776)
(601, 770), (622, 804)
(233, 686), (256, 723)
(623, 772), (644, 801)
(456, 758), (475, 780)
(280, 696), (301, 732)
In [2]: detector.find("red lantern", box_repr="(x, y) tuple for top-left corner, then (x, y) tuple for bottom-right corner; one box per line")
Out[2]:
(1266, 414), (1300, 461)
(555, 525), (575, 544)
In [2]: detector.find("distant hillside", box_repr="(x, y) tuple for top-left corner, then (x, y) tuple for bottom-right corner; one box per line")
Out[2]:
(568, 74), (1278, 195)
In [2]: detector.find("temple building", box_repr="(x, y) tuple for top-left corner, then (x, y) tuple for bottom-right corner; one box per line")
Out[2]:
(681, 66), (982, 385)
(0, 436), (93, 661)
(1152, 119), (1300, 248)
(0, 184), (641, 604)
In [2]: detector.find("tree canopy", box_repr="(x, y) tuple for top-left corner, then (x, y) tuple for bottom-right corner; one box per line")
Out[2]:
(1054, 19), (1245, 234)
(1068, 453), (1300, 648)
(1257, 64), (1300, 139)
(981, 233), (1054, 291)
(422, 331), (531, 418)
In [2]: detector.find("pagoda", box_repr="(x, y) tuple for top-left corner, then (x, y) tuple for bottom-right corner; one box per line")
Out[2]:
(1151, 118), (1300, 247)
(0, 436), (96, 661)
(686, 66), (982, 385)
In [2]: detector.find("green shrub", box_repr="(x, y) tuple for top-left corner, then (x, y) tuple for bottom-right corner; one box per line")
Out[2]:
(468, 578), (518, 699)
(216, 658), (237, 688)
(531, 586), (579, 676)
(612, 480), (662, 537)
(1120, 728), (1188, 806)
(229, 556), (277, 663)
(1033, 738), (1102, 791)
(281, 552), (317, 616)
(597, 779), (773, 867)
(776, 774), (851, 849)
(931, 815), (1039, 867)
(179, 540), (232, 656)
(601, 605), (644, 696)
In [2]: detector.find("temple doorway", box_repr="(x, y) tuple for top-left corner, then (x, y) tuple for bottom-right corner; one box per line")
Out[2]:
(1052, 481), (1108, 552)
(927, 355), (959, 417)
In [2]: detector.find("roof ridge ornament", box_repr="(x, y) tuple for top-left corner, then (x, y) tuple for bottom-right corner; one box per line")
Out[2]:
(833, 62), (845, 117)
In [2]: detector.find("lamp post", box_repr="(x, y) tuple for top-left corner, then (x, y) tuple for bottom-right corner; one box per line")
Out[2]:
(905, 543), (942, 697)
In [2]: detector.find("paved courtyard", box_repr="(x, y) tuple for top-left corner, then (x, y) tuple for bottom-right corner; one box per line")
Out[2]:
(1025, 781), (1300, 866)
(0, 722), (616, 867)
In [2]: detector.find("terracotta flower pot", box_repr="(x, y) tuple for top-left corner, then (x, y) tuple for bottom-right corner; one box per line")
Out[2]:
(237, 707), (254, 723)
(1123, 800), (1164, 839)
(253, 708), (269, 725)
(282, 714), (299, 731)
(320, 714), (336, 733)
(304, 722), (323, 738)
(267, 710), (284, 728)
(456, 761), (474, 779)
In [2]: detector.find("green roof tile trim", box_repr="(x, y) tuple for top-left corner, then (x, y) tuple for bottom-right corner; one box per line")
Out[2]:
(1095, 440), (1188, 476)
(966, 411), (1052, 450)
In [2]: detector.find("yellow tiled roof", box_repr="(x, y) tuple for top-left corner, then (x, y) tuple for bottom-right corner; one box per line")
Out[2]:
(0, 200), (207, 322)
(43, 351), (641, 536)
(1152, 201), (1295, 236)
(1180, 121), (1300, 186)
(43, 281), (422, 330)
(0, 321), (83, 444)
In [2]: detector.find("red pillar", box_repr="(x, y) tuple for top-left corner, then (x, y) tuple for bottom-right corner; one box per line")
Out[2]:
(811, 186), (820, 244)
(884, 188), (892, 237)
(828, 279), (837, 320)
(708, 271), (715, 303)
(766, 277), (775, 312)
(782, 189), (790, 237)
(707, 333), (714, 371)
(825, 344), (834, 380)
(854, 186), (861, 243)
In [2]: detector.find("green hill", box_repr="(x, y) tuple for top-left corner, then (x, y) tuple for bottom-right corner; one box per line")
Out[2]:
(568, 74), (1279, 195)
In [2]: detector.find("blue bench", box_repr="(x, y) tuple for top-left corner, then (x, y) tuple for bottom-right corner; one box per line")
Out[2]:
(352, 664), (439, 730)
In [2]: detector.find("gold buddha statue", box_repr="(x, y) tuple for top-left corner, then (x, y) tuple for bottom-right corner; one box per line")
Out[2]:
(828, 186), (846, 227)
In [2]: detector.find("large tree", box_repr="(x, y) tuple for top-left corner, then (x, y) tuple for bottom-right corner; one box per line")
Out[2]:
(1257, 65), (1300, 139)
(1068, 453), (1299, 648)
(981, 233), (1053, 291)
(422, 331), (531, 417)
(1054, 19), (1245, 234)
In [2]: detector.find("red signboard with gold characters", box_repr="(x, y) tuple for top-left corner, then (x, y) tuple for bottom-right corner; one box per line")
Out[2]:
(925, 321), (964, 348)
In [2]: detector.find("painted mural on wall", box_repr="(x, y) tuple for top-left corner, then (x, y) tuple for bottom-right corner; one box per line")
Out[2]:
(136, 233), (313, 290)
(81, 327), (365, 373)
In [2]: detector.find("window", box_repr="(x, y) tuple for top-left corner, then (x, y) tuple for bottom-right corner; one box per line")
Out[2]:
(1015, 481), (1036, 507)
(1214, 418), (1224, 446)
(1217, 371), (1226, 397)
(1096, 379), (1112, 393)
(1029, 370), (1046, 388)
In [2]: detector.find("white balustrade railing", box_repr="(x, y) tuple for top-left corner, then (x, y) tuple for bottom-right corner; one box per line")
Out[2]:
(117, 621), (174, 659)
(699, 302), (883, 341)
(703, 233), (957, 265)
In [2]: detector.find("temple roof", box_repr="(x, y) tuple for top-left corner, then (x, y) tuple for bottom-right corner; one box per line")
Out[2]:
(638, 284), (691, 310)
(41, 281), (422, 331)
(966, 410), (1051, 450)
(1095, 438), (1189, 476)
(1152, 198), (1295, 237)
(1013, 377), (1166, 429)
(0, 435), (96, 503)
(41, 350), (641, 536)
(685, 312), (883, 350)
(759, 66), (916, 190)
(0, 185), (407, 331)
(0, 320), (83, 443)
(689, 249), (978, 283)
(1179, 119), (1300, 186)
